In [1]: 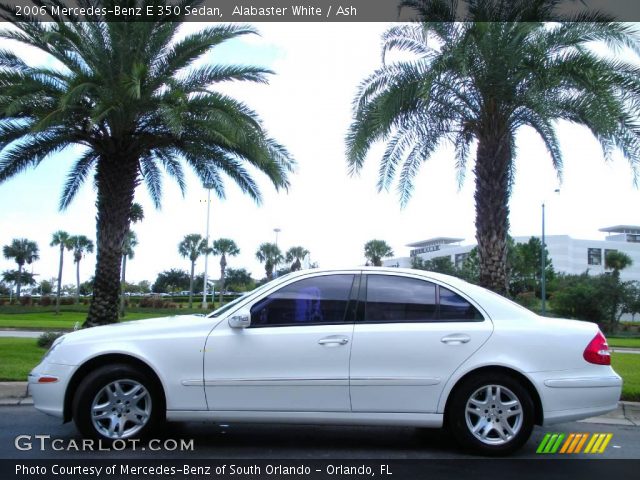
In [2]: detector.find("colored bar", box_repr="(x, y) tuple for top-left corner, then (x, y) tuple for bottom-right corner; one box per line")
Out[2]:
(550, 433), (566, 453)
(544, 434), (559, 453)
(575, 433), (589, 453)
(597, 434), (613, 453)
(537, 433), (552, 454)
(560, 433), (575, 454)
(584, 433), (598, 454)
(591, 434), (606, 453)
(567, 434), (583, 453)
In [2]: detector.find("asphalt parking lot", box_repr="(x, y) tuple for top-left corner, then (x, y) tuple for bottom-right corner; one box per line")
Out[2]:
(0, 405), (638, 459)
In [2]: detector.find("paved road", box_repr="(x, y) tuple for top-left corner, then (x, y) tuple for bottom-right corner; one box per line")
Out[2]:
(1, 405), (638, 460)
(0, 331), (46, 338)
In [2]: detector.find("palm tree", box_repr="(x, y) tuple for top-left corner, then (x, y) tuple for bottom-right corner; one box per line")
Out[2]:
(120, 202), (144, 317)
(212, 238), (240, 307)
(0, 2), (295, 327)
(604, 250), (633, 328)
(364, 240), (394, 267)
(256, 243), (283, 281)
(129, 203), (145, 225)
(2, 239), (39, 299)
(347, 1), (640, 294)
(50, 231), (73, 314)
(179, 234), (209, 308)
(119, 231), (138, 318)
(69, 235), (94, 304)
(605, 251), (633, 282)
(286, 246), (310, 272)
(2, 269), (36, 297)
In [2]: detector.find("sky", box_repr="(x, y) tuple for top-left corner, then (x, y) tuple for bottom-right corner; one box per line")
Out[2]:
(1, 22), (640, 289)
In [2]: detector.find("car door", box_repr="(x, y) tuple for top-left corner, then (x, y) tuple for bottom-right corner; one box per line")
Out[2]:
(204, 273), (358, 412)
(349, 272), (493, 413)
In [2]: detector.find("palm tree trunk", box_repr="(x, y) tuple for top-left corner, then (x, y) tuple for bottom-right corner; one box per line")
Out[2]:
(16, 264), (23, 300)
(75, 259), (80, 304)
(474, 130), (511, 295)
(119, 255), (127, 318)
(266, 261), (273, 281)
(189, 260), (195, 309)
(55, 245), (63, 315)
(219, 254), (226, 306)
(84, 157), (137, 327)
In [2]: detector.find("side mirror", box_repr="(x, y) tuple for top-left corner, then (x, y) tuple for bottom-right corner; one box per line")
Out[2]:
(228, 310), (251, 329)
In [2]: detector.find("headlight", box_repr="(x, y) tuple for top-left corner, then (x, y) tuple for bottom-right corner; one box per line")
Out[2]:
(42, 335), (66, 361)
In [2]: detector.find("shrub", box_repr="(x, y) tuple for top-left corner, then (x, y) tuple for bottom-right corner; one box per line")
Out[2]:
(60, 297), (75, 305)
(514, 291), (537, 310)
(39, 296), (52, 307)
(37, 331), (65, 349)
(19, 295), (32, 306)
(139, 297), (174, 309)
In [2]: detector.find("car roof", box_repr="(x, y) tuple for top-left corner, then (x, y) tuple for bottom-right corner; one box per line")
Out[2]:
(276, 267), (537, 321)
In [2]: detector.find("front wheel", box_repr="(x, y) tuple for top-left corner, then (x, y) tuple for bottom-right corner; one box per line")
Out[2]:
(447, 373), (534, 456)
(72, 364), (163, 441)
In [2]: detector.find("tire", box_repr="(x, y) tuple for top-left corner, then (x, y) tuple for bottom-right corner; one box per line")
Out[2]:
(447, 372), (534, 456)
(72, 363), (164, 441)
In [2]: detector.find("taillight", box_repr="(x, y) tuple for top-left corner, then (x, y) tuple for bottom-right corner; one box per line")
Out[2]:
(583, 331), (611, 365)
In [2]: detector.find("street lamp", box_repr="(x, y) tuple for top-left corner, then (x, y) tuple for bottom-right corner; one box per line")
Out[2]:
(273, 228), (281, 278)
(202, 184), (213, 309)
(541, 188), (560, 316)
(273, 227), (282, 278)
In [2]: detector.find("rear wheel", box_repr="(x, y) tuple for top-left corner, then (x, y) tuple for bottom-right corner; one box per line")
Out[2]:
(72, 364), (163, 441)
(447, 373), (534, 455)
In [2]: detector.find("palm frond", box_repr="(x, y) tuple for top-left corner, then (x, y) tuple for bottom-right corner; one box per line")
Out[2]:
(59, 149), (97, 210)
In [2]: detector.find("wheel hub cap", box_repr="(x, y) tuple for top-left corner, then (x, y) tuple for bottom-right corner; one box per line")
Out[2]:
(90, 379), (152, 439)
(464, 384), (523, 446)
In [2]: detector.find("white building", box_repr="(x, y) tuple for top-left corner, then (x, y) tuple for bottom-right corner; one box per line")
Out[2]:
(383, 225), (640, 283)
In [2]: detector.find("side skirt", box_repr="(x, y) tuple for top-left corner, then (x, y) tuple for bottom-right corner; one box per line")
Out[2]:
(166, 410), (443, 428)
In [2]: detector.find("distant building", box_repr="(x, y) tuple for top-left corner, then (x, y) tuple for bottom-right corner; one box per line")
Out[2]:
(383, 225), (640, 282)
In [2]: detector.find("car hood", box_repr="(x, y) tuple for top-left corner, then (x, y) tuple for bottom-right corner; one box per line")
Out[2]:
(59, 315), (218, 344)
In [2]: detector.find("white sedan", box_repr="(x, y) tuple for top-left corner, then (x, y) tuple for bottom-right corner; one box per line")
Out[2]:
(29, 268), (621, 455)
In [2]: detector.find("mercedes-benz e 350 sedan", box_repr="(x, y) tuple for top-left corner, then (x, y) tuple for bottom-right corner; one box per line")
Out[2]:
(29, 268), (621, 455)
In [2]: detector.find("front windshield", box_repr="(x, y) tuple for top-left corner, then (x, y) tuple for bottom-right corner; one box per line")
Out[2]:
(208, 277), (283, 318)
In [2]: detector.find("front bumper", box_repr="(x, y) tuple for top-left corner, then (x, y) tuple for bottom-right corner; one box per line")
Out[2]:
(28, 362), (75, 419)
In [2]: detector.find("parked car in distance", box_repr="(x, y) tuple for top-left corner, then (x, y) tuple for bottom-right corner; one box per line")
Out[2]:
(29, 268), (621, 455)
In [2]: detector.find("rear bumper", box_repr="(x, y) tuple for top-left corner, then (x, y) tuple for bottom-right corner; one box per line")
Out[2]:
(543, 402), (620, 425)
(532, 372), (622, 425)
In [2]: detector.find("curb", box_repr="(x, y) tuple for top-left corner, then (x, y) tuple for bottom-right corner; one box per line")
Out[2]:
(0, 382), (30, 406)
(0, 381), (638, 426)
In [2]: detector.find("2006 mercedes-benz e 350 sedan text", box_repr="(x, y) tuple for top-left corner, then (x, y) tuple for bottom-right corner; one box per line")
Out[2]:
(29, 268), (621, 455)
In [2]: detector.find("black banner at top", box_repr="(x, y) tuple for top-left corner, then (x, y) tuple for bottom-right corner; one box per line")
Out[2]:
(1, 0), (640, 23)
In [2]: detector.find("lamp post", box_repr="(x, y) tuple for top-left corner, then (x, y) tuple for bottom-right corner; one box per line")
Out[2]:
(202, 184), (213, 309)
(541, 202), (547, 316)
(273, 227), (281, 278)
(541, 189), (560, 316)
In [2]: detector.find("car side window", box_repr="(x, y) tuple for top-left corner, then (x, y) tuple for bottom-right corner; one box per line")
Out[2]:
(439, 286), (484, 321)
(250, 275), (355, 327)
(365, 275), (437, 322)
(364, 275), (484, 323)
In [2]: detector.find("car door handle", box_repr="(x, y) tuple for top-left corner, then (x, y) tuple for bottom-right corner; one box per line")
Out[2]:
(441, 334), (471, 345)
(318, 336), (349, 346)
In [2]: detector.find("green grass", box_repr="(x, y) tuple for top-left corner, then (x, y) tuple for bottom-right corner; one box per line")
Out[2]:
(0, 308), (209, 330)
(0, 338), (45, 381)
(612, 353), (640, 402)
(608, 337), (640, 348)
